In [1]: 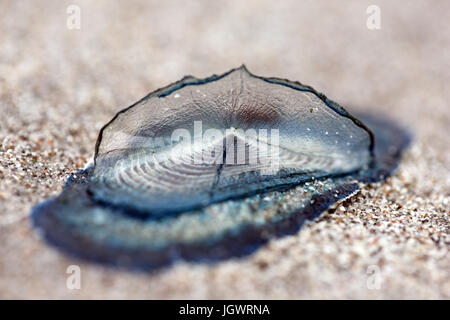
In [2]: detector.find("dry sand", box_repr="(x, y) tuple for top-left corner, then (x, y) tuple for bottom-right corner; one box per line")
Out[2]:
(0, 0), (448, 299)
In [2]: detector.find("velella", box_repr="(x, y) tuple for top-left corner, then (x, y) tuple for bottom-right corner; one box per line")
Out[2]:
(32, 66), (409, 270)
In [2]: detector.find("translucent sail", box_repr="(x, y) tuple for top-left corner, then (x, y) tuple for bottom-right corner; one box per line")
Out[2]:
(92, 66), (373, 215)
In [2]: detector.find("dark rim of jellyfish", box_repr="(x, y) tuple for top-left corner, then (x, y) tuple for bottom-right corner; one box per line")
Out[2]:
(32, 66), (410, 272)
(32, 173), (361, 271)
(93, 65), (375, 163)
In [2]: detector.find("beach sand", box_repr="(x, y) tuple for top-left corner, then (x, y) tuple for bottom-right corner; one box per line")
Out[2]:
(0, 0), (448, 299)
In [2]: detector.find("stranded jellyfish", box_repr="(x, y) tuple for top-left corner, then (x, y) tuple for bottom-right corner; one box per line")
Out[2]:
(32, 66), (409, 269)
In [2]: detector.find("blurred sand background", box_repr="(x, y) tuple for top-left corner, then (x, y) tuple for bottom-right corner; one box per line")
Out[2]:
(0, 0), (448, 299)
